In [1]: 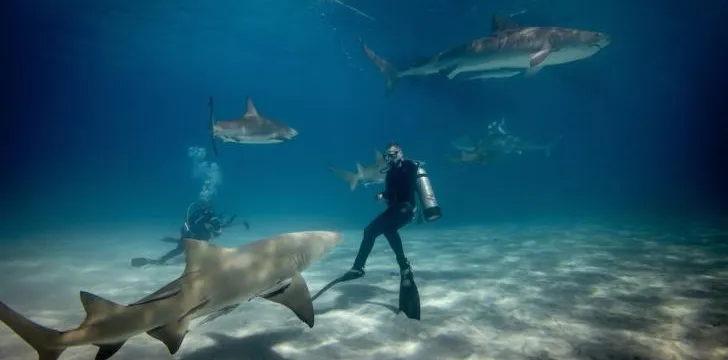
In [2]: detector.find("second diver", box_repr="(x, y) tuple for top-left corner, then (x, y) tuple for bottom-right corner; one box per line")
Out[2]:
(130, 201), (248, 267)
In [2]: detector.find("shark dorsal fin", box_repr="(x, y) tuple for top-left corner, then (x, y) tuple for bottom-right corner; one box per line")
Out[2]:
(182, 238), (224, 274)
(79, 291), (124, 325)
(491, 14), (520, 33)
(261, 272), (315, 327)
(355, 162), (365, 175)
(374, 150), (385, 167)
(245, 97), (259, 116)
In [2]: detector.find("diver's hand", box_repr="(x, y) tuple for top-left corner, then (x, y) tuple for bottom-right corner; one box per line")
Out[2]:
(223, 214), (237, 228)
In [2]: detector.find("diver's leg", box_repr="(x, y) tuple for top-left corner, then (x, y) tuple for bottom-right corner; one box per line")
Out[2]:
(350, 209), (392, 271)
(382, 209), (414, 269)
(383, 209), (420, 320)
(383, 229), (410, 270)
(311, 208), (398, 301)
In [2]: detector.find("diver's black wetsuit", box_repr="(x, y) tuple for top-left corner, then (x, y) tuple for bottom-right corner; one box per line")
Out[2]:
(352, 159), (419, 271)
(155, 211), (223, 264)
(311, 156), (422, 320)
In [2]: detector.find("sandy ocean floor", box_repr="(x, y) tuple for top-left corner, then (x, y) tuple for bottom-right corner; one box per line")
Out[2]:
(0, 222), (726, 360)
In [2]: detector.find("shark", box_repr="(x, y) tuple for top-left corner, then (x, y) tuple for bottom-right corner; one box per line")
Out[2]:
(453, 119), (563, 158)
(208, 96), (299, 155)
(454, 132), (563, 158)
(477, 132), (563, 158)
(447, 149), (498, 165)
(328, 150), (388, 191)
(360, 14), (611, 94)
(0, 230), (343, 360)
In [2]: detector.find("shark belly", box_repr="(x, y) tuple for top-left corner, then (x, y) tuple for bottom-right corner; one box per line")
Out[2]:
(463, 70), (523, 80)
(540, 47), (598, 66)
(216, 134), (283, 144)
(234, 137), (283, 144)
(185, 266), (292, 322)
(447, 51), (533, 78)
(398, 63), (448, 77)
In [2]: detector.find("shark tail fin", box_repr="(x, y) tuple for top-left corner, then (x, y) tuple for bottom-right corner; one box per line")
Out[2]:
(0, 301), (65, 360)
(351, 163), (366, 191)
(208, 96), (219, 157)
(328, 165), (359, 191)
(359, 39), (398, 96)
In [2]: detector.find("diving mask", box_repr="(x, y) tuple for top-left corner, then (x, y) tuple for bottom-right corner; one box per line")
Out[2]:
(384, 146), (403, 165)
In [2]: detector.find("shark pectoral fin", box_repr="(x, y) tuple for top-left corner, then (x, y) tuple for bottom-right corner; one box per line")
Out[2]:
(527, 46), (551, 76)
(198, 304), (240, 326)
(529, 48), (551, 67)
(262, 272), (315, 328)
(147, 318), (191, 355)
(438, 65), (460, 79)
(147, 296), (209, 354)
(94, 342), (127, 360)
(79, 291), (125, 325)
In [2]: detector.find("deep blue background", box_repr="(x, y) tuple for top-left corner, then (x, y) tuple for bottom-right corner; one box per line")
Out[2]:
(2, 0), (726, 236)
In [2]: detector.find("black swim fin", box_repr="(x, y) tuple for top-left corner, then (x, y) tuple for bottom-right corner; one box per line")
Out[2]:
(131, 257), (162, 267)
(311, 269), (365, 301)
(130, 257), (151, 267)
(398, 268), (421, 320)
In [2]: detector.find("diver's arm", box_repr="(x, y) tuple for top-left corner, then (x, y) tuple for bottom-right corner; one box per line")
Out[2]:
(377, 173), (391, 202)
(222, 214), (237, 228)
(208, 217), (223, 238)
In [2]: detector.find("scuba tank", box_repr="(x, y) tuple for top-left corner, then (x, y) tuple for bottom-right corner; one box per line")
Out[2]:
(414, 164), (441, 222)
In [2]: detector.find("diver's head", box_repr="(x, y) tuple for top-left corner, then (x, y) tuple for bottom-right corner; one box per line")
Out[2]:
(193, 200), (214, 215)
(384, 142), (404, 167)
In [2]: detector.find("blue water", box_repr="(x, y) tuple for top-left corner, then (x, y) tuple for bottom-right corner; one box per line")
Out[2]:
(2, 0), (726, 236)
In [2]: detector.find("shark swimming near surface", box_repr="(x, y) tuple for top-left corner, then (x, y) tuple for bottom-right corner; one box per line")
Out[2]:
(208, 96), (299, 155)
(328, 150), (388, 191)
(360, 14), (611, 94)
(0, 231), (343, 360)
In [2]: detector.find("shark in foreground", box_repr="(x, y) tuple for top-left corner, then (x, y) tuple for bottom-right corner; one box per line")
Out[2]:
(209, 96), (299, 155)
(0, 230), (343, 360)
(360, 14), (611, 94)
(328, 150), (388, 191)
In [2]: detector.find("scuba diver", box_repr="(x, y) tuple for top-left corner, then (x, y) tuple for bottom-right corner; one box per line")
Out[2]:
(312, 142), (441, 320)
(130, 201), (248, 267)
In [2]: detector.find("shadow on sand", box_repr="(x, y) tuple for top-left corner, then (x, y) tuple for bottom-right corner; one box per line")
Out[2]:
(181, 329), (303, 360)
(313, 283), (395, 315)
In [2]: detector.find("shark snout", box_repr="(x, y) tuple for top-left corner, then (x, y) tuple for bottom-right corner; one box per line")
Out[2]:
(287, 128), (299, 139)
(276, 127), (298, 141)
(592, 33), (611, 49)
(302, 231), (344, 262)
